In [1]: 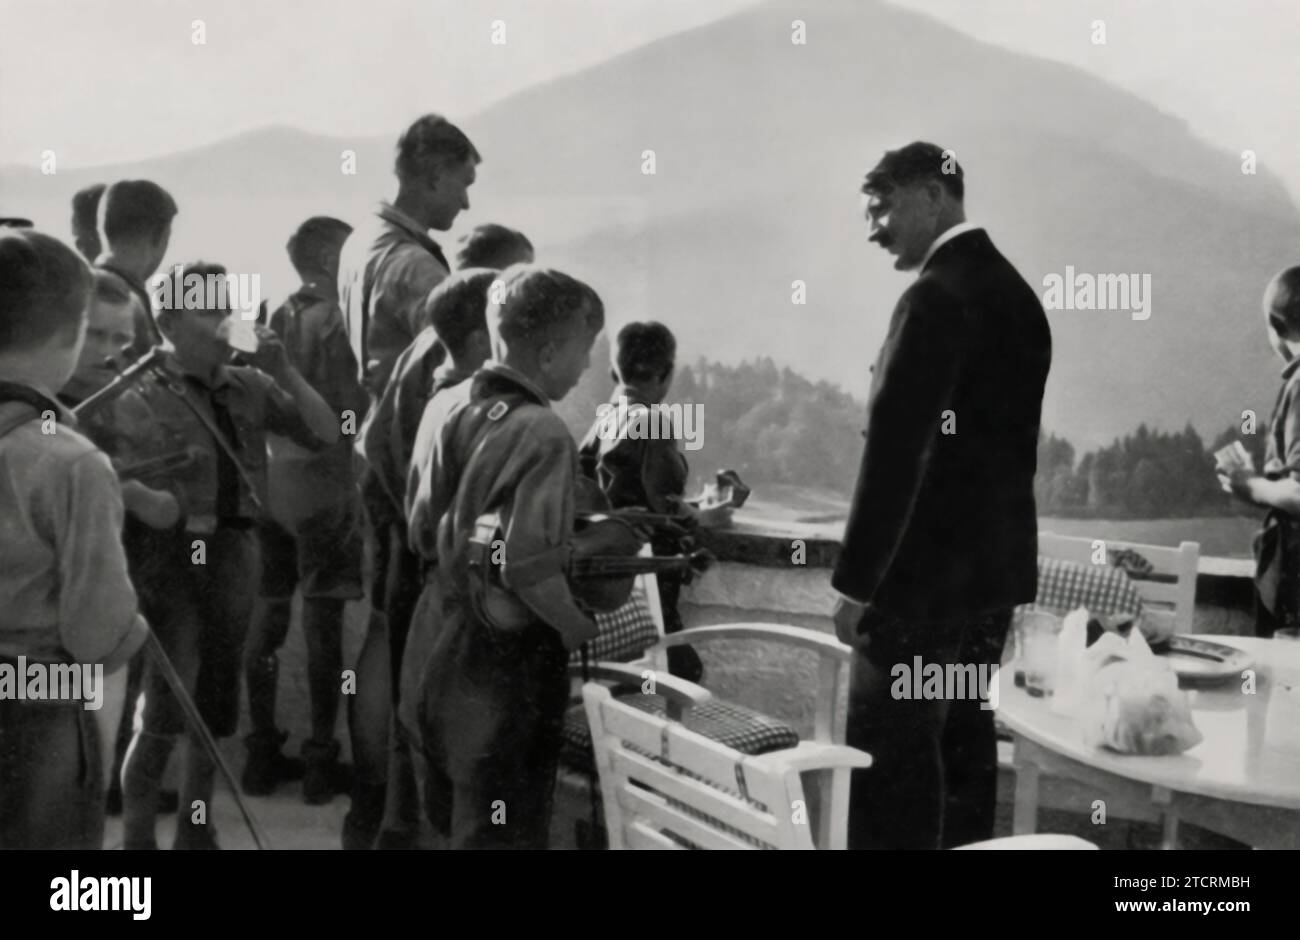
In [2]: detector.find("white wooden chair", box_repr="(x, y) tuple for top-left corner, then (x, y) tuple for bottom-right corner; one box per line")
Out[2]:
(585, 683), (1097, 851)
(1035, 532), (1200, 636)
(582, 682), (869, 849)
(552, 566), (857, 848)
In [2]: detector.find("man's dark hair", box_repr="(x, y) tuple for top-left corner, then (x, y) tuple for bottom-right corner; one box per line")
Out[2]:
(491, 265), (604, 347)
(615, 321), (676, 385)
(455, 223), (533, 271)
(395, 114), (481, 183)
(287, 215), (353, 274)
(91, 268), (132, 306)
(101, 180), (178, 245)
(423, 268), (498, 358)
(156, 260), (229, 317)
(862, 142), (964, 201)
(0, 229), (92, 352)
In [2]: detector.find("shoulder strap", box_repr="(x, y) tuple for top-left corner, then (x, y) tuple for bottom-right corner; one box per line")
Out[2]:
(0, 382), (61, 442)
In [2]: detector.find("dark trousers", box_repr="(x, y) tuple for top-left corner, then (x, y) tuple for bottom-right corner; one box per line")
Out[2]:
(413, 599), (569, 850)
(846, 609), (1011, 850)
(0, 695), (104, 849)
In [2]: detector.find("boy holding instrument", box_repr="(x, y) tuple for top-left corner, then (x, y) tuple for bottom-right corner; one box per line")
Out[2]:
(119, 262), (339, 849)
(401, 265), (604, 849)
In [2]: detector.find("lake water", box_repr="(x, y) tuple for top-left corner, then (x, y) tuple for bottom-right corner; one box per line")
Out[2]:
(741, 484), (1263, 560)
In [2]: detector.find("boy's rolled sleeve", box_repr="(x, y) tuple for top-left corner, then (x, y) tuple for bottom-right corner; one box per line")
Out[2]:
(501, 430), (597, 649)
(57, 450), (148, 670)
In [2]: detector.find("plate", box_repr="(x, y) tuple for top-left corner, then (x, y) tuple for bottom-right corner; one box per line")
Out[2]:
(1154, 636), (1252, 681)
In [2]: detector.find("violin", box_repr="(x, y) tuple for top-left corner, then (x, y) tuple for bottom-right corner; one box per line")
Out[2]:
(463, 477), (714, 632)
(70, 346), (172, 418)
(112, 446), (202, 483)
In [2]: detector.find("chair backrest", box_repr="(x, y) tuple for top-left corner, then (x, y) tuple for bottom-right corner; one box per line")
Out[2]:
(1037, 532), (1199, 635)
(583, 683), (813, 850)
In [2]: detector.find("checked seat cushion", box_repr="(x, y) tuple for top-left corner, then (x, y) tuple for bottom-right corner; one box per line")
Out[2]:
(560, 694), (801, 775)
(1028, 555), (1144, 619)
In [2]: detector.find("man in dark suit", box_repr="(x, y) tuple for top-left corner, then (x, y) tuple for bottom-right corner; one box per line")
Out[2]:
(832, 142), (1052, 849)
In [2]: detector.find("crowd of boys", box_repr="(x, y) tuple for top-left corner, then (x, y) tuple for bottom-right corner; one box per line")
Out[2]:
(0, 112), (724, 850)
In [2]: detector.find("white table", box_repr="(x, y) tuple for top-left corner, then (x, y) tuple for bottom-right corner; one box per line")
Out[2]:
(998, 636), (1300, 849)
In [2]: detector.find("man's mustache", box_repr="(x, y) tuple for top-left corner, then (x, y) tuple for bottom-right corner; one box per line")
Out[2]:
(868, 230), (892, 248)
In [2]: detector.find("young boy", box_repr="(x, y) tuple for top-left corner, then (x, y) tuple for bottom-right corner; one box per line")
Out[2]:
(350, 267), (498, 847)
(58, 270), (180, 815)
(243, 217), (368, 804)
(0, 229), (148, 848)
(401, 265), (604, 849)
(120, 261), (340, 849)
(347, 225), (532, 848)
(578, 322), (732, 681)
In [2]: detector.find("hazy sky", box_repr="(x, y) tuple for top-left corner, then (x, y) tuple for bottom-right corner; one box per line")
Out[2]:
(3, 0), (1298, 201)
(889, 0), (1300, 203)
(0, 0), (759, 168)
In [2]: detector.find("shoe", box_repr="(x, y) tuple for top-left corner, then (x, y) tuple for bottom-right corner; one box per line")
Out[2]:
(301, 739), (342, 806)
(375, 828), (417, 850)
(242, 730), (305, 796)
(341, 783), (386, 850)
(107, 785), (177, 815)
(173, 821), (220, 850)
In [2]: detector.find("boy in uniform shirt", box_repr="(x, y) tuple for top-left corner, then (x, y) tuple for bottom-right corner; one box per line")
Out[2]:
(58, 269), (180, 815)
(348, 226), (532, 847)
(119, 262), (340, 849)
(400, 266), (606, 849)
(355, 267), (499, 846)
(0, 229), (148, 848)
(578, 322), (731, 681)
(243, 217), (368, 804)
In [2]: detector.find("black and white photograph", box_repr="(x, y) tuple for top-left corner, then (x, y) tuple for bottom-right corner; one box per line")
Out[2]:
(0, 0), (1295, 914)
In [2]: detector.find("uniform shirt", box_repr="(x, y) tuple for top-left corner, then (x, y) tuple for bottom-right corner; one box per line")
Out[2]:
(337, 202), (450, 396)
(577, 385), (689, 515)
(406, 361), (596, 649)
(1265, 357), (1300, 481)
(129, 352), (325, 530)
(265, 281), (368, 523)
(0, 388), (148, 668)
(357, 325), (453, 515)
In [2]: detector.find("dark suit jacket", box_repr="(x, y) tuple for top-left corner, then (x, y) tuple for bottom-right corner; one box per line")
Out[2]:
(833, 228), (1051, 624)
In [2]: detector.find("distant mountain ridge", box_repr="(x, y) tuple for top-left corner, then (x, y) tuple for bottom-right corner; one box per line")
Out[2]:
(2, 0), (1296, 452)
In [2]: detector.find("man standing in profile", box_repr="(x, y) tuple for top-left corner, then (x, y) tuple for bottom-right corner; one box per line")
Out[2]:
(337, 112), (479, 849)
(832, 142), (1051, 849)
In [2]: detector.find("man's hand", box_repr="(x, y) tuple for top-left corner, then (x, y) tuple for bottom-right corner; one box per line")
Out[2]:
(1218, 467), (1260, 504)
(120, 480), (181, 529)
(832, 594), (871, 647)
(244, 324), (290, 381)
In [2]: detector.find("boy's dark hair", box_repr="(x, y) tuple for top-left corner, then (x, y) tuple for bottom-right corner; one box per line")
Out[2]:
(101, 180), (178, 245)
(615, 321), (676, 385)
(423, 268), (498, 358)
(71, 183), (106, 232)
(862, 141), (964, 201)
(491, 265), (603, 348)
(287, 216), (352, 274)
(1269, 267), (1300, 332)
(156, 261), (229, 318)
(92, 269), (132, 306)
(0, 229), (92, 352)
(395, 114), (480, 183)
(455, 223), (533, 270)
